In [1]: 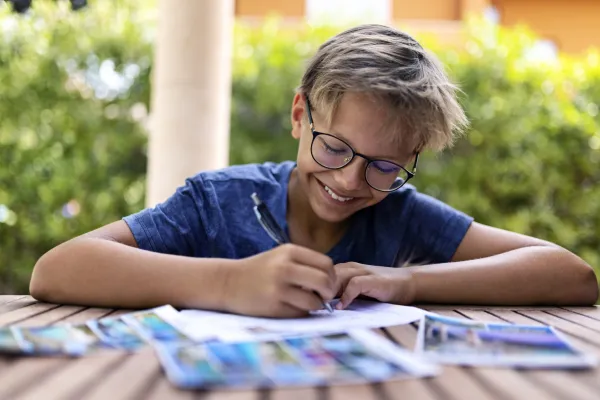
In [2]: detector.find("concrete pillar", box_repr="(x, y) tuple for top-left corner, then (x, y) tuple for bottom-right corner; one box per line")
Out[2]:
(460, 0), (490, 18)
(146, 0), (233, 206)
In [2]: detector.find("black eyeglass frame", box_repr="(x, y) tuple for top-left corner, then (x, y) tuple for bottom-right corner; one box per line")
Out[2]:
(304, 95), (419, 193)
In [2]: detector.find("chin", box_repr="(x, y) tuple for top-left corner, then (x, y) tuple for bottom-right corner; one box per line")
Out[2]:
(308, 175), (363, 222)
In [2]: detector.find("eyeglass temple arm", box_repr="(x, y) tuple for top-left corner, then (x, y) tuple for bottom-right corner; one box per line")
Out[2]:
(411, 153), (419, 174)
(304, 94), (315, 129)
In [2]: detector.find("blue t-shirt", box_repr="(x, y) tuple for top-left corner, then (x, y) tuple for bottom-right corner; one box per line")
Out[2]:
(123, 161), (473, 267)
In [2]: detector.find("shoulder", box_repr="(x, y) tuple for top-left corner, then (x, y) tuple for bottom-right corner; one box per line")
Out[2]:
(184, 161), (294, 198)
(192, 161), (295, 186)
(180, 161), (294, 221)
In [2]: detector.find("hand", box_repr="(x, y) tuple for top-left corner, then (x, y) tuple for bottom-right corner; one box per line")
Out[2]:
(334, 262), (416, 310)
(224, 244), (335, 318)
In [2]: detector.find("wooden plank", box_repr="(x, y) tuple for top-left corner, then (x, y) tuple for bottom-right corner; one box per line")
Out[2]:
(486, 310), (600, 356)
(0, 303), (60, 327)
(105, 309), (137, 318)
(384, 325), (419, 350)
(204, 390), (259, 400)
(0, 296), (28, 305)
(515, 310), (600, 347)
(484, 310), (547, 325)
(487, 310), (600, 391)
(453, 310), (502, 323)
(0, 298), (37, 315)
(451, 310), (563, 400)
(82, 348), (162, 400)
(15, 353), (126, 400)
(0, 305), (99, 398)
(428, 367), (497, 400)
(328, 384), (378, 400)
(0, 359), (14, 377)
(269, 387), (319, 400)
(58, 308), (114, 325)
(375, 326), (443, 399)
(459, 309), (599, 400)
(381, 379), (441, 400)
(420, 305), (558, 311)
(144, 378), (197, 400)
(563, 307), (600, 321)
(471, 368), (559, 400)
(428, 309), (466, 319)
(545, 309), (600, 332)
(0, 358), (67, 399)
(525, 371), (600, 400)
(13, 306), (85, 328)
(385, 325), (498, 400)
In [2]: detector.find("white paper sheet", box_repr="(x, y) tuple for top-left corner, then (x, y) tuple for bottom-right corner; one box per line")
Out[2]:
(177, 300), (424, 342)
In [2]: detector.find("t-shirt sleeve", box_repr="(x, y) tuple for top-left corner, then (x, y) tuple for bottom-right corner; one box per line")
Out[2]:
(122, 175), (214, 257)
(397, 190), (474, 266)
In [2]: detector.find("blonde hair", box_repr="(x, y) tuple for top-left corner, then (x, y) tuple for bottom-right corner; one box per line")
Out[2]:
(297, 24), (468, 151)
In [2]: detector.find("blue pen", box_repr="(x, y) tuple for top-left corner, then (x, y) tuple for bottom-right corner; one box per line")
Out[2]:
(251, 193), (334, 313)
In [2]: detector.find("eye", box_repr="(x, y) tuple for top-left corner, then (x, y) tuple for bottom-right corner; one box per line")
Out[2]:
(372, 161), (401, 174)
(323, 142), (347, 155)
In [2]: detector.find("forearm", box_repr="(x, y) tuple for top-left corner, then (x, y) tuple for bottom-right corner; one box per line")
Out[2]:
(30, 238), (235, 310)
(408, 246), (598, 306)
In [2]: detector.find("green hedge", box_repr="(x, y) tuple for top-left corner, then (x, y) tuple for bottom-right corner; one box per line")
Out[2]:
(1, 2), (599, 294)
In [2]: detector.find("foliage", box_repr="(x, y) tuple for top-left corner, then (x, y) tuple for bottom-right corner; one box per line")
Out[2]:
(1, 2), (599, 294)
(418, 21), (600, 274)
(0, 0), (153, 291)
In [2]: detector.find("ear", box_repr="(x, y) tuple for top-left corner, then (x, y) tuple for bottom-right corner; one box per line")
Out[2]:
(290, 93), (305, 140)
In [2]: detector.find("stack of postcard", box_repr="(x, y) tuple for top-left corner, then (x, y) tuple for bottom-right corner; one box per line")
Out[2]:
(0, 305), (192, 356)
(154, 329), (438, 389)
(415, 313), (597, 369)
(0, 303), (597, 390)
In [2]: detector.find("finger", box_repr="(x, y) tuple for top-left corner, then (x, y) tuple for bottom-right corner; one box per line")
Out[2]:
(274, 302), (309, 318)
(334, 268), (371, 297)
(337, 275), (378, 310)
(286, 244), (334, 271)
(282, 286), (324, 312)
(285, 264), (335, 300)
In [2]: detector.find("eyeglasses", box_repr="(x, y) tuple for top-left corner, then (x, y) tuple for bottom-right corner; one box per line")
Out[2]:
(305, 96), (419, 192)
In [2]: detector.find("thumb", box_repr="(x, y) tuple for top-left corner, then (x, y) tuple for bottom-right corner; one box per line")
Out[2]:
(337, 275), (378, 310)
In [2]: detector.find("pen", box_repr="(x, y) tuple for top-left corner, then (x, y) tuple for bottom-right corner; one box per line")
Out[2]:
(251, 192), (334, 314)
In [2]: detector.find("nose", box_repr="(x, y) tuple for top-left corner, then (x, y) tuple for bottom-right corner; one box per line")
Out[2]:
(334, 158), (365, 192)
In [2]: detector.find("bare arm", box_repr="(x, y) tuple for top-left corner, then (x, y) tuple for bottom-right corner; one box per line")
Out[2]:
(29, 221), (235, 309)
(336, 222), (598, 307)
(410, 223), (598, 305)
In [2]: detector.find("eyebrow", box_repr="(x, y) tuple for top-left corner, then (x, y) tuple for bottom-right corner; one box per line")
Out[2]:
(325, 128), (410, 165)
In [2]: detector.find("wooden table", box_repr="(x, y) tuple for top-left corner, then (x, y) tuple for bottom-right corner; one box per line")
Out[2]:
(1, 295), (599, 400)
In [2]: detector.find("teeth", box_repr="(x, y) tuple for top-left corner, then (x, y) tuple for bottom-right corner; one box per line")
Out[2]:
(324, 186), (354, 202)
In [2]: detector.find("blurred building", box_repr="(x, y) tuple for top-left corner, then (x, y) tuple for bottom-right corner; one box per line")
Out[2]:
(234, 0), (600, 54)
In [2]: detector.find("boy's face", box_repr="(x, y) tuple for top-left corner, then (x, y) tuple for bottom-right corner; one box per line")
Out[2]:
(291, 92), (415, 223)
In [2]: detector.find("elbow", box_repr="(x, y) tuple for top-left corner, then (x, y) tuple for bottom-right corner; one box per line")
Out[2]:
(577, 265), (599, 306)
(564, 255), (599, 306)
(29, 250), (60, 303)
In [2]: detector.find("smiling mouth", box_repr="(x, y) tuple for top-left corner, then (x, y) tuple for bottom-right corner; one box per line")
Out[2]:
(316, 180), (355, 202)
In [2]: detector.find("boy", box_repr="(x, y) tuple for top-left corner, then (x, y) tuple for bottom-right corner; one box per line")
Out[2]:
(30, 25), (598, 317)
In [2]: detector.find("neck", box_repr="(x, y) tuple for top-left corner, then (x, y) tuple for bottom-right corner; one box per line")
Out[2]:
(286, 169), (348, 253)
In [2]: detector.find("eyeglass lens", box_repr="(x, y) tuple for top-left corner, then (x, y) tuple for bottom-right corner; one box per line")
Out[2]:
(312, 134), (408, 191)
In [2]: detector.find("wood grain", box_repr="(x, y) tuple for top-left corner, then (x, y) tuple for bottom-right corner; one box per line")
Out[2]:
(82, 348), (161, 400)
(0, 303), (60, 327)
(0, 297), (598, 400)
(384, 324), (496, 400)
(0, 297), (38, 317)
(563, 307), (600, 321)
